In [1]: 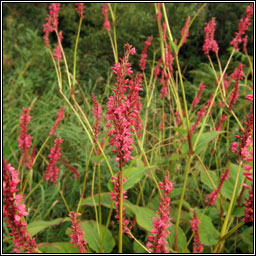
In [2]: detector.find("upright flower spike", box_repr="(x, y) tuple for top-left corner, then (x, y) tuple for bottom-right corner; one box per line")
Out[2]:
(43, 138), (63, 185)
(156, 3), (162, 22)
(139, 35), (153, 71)
(18, 107), (33, 169)
(75, 3), (85, 19)
(147, 173), (174, 253)
(202, 17), (219, 56)
(190, 209), (204, 253)
(43, 3), (61, 47)
(106, 43), (142, 167)
(205, 168), (230, 205)
(228, 64), (244, 112)
(3, 160), (38, 253)
(191, 82), (205, 110)
(91, 93), (102, 142)
(69, 212), (87, 253)
(102, 3), (111, 32)
(242, 183), (253, 223)
(49, 105), (65, 136)
(180, 16), (190, 46)
(230, 4), (253, 51)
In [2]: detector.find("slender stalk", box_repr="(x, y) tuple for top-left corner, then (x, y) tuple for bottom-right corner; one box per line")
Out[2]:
(99, 202), (114, 252)
(92, 164), (100, 236)
(77, 147), (94, 212)
(72, 17), (83, 89)
(128, 231), (151, 253)
(118, 165), (124, 253)
(215, 162), (243, 253)
(174, 155), (193, 251)
(58, 187), (70, 213)
(97, 163), (102, 237)
(25, 178), (44, 201)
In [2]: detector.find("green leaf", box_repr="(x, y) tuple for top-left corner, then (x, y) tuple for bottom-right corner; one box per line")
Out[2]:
(168, 225), (187, 252)
(80, 220), (115, 253)
(123, 166), (149, 190)
(197, 213), (220, 246)
(182, 131), (223, 155)
(39, 242), (79, 253)
(221, 163), (245, 200)
(127, 204), (155, 231)
(27, 218), (70, 237)
(200, 168), (219, 191)
(82, 193), (155, 231)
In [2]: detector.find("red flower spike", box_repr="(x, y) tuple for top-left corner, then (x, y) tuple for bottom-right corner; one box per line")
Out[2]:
(49, 105), (65, 136)
(75, 3), (85, 19)
(147, 173), (174, 253)
(190, 209), (204, 253)
(43, 138), (63, 184)
(69, 212), (87, 253)
(3, 160), (38, 253)
(18, 107), (33, 169)
(202, 18), (219, 56)
(230, 4), (253, 51)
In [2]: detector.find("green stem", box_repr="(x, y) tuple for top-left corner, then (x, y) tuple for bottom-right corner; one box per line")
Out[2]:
(97, 163), (102, 237)
(118, 166), (123, 253)
(214, 162), (242, 253)
(25, 178), (44, 201)
(174, 155), (193, 251)
(58, 187), (70, 213)
(73, 17), (83, 88)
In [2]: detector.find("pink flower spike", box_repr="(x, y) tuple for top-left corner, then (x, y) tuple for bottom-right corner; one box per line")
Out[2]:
(75, 3), (84, 19)
(147, 173), (174, 253)
(49, 105), (65, 136)
(230, 4), (253, 51)
(139, 35), (153, 71)
(69, 211), (87, 253)
(190, 209), (204, 253)
(43, 138), (63, 185)
(18, 107), (33, 169)
(3, 159), (38, 253)
(102, 3), (111, 32)
(180, 16), (190, 46)
(202, 17), (219, 56)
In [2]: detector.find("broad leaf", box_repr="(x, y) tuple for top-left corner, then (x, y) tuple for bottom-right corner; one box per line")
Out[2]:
(27, 218), (70, 237)
(80, 220), (115, 253)
(168, 225), (188, 252)
(39, 242), (79, 253)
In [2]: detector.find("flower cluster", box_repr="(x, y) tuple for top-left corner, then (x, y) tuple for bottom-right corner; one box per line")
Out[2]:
(139, 35), (153, 71)
(202, 17), (219, 56)
(91, 93), (102, 142)
(75, 3), (85, 19)
(110, 174), (131, 234)
(43, 138), (63, 184)
(156, 3), (162, 22)
(205, 168), (230, 205)
(180, 16), (190, 45)
(242, 183), (253, 223)
(3, 160), (37, 253)
(102, 3), (111, 32)
(228, 64), (244, 112)
(191, 82), (205, 110)
(62, 161), (80, 179)
(230, 4), (253, 51)
(49, 105), (65, 136)
(18, 107), (33, 169)
(69, 212), (87, 253)
(106, 43), (142, 167)
(190, 209), (203, 253)
(43, 3), (61, 47)
(147, 172), (174, 253)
